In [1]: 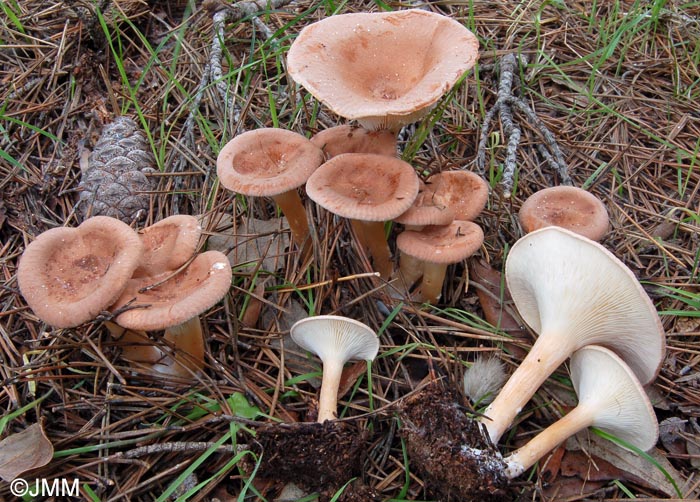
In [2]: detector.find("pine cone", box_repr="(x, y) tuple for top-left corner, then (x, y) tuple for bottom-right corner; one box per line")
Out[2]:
(78, 116), (156, 223)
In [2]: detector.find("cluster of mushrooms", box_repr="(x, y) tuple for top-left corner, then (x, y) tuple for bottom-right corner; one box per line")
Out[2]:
(17, 214), (232, 377)
(14, 7), (668, 500)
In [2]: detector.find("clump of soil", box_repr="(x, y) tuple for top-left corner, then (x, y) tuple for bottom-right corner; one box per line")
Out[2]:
(253, 420), (377, 500)
(398, 383), (509, 501)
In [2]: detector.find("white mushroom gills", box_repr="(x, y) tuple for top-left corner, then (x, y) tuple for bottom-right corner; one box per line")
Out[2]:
(504, 345), (658, 478)
(482, 226), (665, 444)
(290, 315), (380, 422)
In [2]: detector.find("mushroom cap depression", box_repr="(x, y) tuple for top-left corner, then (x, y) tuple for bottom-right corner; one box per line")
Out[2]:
(570, 345), (658, 450)
(290, 315), (380, 365)
(287, 9), (479, 131)
(519, 186), (609, 241)
(424, 170), (489, 221)
(396, 220), (484, 264)
(505, 226), (665, 384)
(306, 153), (420, 221)
(133, 215), (202, 278)
(17, 216), (144, 328)
(216, 128), (325, 197)
(112, 250), (232, 331)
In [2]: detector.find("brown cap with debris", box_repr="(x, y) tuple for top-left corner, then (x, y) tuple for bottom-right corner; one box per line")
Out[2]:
(216, 128), (325, 197)
(310, 124), (397, 158)
(287, 9), (480, 131)
(519, 185), (609, 241)
(394, 182), (455, 227)
(133, 215), (202, 278)
(396, 220), (484, 264)
(112, 250), (232, 331)
(424, 171), (490, 221)
(17, 216), (144, 328)
(306, 153), (420, 221)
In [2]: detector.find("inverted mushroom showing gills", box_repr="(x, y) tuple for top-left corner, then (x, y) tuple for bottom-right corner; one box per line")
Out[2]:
(505, 345), (659, 478)
(482, 226), (665, 444)
(306, 153), (420, 279)
(216, 128), (325, 247)
(17, 216), (144, 328)
(519, 185), (609, 241)
(110, 251), (232, 376)
(287, 9), (480, 132)
(290, 315), (380, 422)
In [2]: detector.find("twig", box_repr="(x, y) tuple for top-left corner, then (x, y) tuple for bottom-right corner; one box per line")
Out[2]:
(476, 53), (572, 196)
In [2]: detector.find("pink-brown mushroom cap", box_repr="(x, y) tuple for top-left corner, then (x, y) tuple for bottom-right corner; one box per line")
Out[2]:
(17, 216), (144, 328)
(287, 9), (480, 131)
(310, 124), (397, 158)
(425, 171), (490, 221)
(133, 215), (202, 278)
(519, 186), (610, 241)
(396, 220), (484, 264)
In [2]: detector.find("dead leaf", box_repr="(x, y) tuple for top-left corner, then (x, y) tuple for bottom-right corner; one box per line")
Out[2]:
(0, 422), (54, 482)
(207, 214), (290, 273)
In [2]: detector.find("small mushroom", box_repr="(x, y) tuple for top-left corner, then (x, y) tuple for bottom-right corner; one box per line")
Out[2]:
(287, 9), (479, 132)
(133, 215), (202, 277)
(482, 227), (665, 444)
(395, 220), (484, 304)
(216, 128), (325, 247)
(306, 153), (420, 279)
(17, 216), (143, 328)
(290, 315), (379, 422)
(394, 182), (455, 231)
(423, 170), (490, 221)
(519, 186), (609, 241)
(310, 124), (397, 159)
(110, 251), (232, 377)
(504, 345), (659, 478)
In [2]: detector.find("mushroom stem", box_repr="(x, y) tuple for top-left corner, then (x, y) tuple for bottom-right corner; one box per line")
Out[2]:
(350, 219), (393, 279)
(160, 316), (205, 375)
(482, 337), (570, 444)
(104, 321), (163, 363)
(504, 405), (594, 479)
(317, 359), (344, 422)
(397, 252), (424, 290)
(272, 189), (310, 247)
(418, 262), (448, 304)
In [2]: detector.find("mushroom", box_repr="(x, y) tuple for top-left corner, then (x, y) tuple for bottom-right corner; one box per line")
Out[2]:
(133, 214), (202, 277)
(393, 181), (455, 231)
(216, 128), (325, 247)
(109, 251), (232, 376)
(306, 152), (420, 279)
(518, 185), (610, 241)
(310, 124), (397, 159)
(290, 315), (380, 422)
(482, 226), (665, 444)
(423, 170), (490, 222)
(287, 9), (479, 133)
(504, 345), (659, 478)
(395, 220), (484, 304)
(17, 216), (143, 328)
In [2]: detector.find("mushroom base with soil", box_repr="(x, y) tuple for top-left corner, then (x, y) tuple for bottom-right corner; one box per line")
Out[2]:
(397, 383), (510, 501)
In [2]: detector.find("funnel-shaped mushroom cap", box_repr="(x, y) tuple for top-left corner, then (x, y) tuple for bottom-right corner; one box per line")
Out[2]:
(112, 251), (232, 331)
(506, 226), (665, 384)
(216, 128), (325, 197)
(571, 345), (658, 450)
(134, 215), (202, 278)
(311, 124), (397, 158)
(290, 315), (379, 364)
(394, 183), (455, 227)
(397, 220), (483, 264)
(519, 186), (609, 241)
(424, 170), (489, 221)
(288, 9), (479, 131)
(306, 153), (420, 221)
(18, 216), (143, 328)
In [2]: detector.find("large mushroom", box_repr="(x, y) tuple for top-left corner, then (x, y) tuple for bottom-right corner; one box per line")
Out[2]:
(287, 9), (479, 133)
(504, 345), (659, 478)
(216, 128), (325, 247)
(395, 220), (484, 304)
(482, 226), (665, 444)
(110, 251), (232, 376)
(306, 152), (420, 279)
(290, 315), (379, 422)
(17, 216), (143, 328)
(518, 185), (609, 241)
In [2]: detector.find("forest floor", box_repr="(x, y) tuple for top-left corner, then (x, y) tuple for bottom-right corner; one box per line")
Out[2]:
(1, 0), (699, 501)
